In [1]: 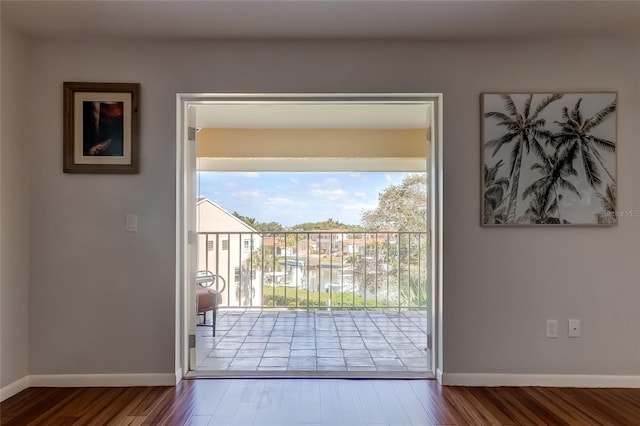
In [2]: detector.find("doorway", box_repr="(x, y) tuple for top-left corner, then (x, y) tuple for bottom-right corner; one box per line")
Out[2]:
(177, 94), (442, 379)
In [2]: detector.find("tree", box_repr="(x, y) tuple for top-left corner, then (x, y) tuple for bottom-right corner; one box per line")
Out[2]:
(232, 212), (283, 233)
(483, 160), (509, 224)
(251, 245), (276, 272)
(361, 174), (427, 231)
(291, 218), (360, 231)
(484, 93), (563, 223)
(554, 98), (617, 189)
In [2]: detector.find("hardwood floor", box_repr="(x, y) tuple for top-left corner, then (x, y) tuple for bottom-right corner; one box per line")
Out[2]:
(2, 379), (639, 425)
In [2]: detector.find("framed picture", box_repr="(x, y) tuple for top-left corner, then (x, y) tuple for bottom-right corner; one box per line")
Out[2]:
(481, 92), (617, 226)
(63, 82), (140, 173)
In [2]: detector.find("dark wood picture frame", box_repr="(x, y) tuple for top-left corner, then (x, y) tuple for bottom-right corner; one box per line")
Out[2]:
(63, 82), (140, 173)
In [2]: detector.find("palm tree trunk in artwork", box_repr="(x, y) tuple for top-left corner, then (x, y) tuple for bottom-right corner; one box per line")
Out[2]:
(554, 187), (562, 224)
(506, 139), (524, 224)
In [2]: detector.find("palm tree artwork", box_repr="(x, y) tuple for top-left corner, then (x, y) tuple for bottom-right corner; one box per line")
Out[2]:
(484, 93), (563, 223)
(482, 93), (617, 225)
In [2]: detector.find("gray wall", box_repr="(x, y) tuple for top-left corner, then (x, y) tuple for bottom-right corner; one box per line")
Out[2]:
(0, 25), (31, 387)
(18, 38), (640, 377)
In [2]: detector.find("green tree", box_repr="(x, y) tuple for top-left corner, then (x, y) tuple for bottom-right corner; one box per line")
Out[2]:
(361, 174), (427, 231)
(484, 93), (563, 223)
(291, 218), (360, 231)
(251, 245), (276, 272)
(232, 212), (283, 233)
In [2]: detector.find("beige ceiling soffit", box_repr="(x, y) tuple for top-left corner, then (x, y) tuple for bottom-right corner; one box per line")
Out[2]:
(196, 157), (427, 172)
(196, 128), (428, 158)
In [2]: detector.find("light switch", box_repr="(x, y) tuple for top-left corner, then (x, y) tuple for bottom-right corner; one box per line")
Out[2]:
(126, 214), (138, 232)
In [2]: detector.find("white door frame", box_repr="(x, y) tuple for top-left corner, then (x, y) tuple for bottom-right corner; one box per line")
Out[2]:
(175, 93), (444, 381)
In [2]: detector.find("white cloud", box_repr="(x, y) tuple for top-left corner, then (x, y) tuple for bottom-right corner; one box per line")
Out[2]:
(290, 178), (299, 184)
(231, 190), (261, 199)
(384, 173), (393, 182)
(354, 191), (366, 198)
(240, 172), (260, 178)
(265, 197), (308, 208)
(323, 177), (342, 187)
(342, 201), (377, 211)
(309, 188), (348, 201)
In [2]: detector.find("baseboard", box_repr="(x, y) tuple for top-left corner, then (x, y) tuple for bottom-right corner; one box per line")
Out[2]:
(28, 373), (177, 388)
(174, 368), (183, 385)
(436, 368), (444, 384)
(442, 373), (640, 388)
(0, 376), (29, 401)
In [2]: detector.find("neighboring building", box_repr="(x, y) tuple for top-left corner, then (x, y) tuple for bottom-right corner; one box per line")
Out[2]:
(262, 235), (318, 258)
(197, 198), (262, 308)
(308, 229), (347, 254)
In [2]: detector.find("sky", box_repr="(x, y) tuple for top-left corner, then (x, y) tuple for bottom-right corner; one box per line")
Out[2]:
(197, 172), (416, 227)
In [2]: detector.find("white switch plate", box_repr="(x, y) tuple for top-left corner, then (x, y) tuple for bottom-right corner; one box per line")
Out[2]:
(546, 319), (558, 338)
(125, 214), (138, 232)
(568, 319), (581, 337)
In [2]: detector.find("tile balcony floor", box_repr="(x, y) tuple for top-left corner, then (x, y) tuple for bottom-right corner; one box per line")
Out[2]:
(195, 310), (430, 374)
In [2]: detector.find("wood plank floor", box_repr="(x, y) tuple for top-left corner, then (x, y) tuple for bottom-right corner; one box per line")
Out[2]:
(2, 379), (639, 425)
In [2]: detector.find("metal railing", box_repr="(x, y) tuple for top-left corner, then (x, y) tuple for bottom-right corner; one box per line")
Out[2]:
(197, 231), (428, 311)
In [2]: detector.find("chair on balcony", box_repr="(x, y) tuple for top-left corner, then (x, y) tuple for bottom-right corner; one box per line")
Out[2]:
(196, 271), (226, 337)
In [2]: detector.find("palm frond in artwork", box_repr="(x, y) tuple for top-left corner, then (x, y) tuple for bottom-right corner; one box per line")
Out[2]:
(597, 184), (617, 212)
(581, 147), (602, 188)
(483, 160), (510, 224)
(569, 98), (584, 125)
(483, 111), (511, 121)
(501, 94), (519, 117)
(596, 183), (617, 224)
(557, 178), (580, 198)
(532, 93), (563, 119)
(589, 135), (616, 153)
(523, 94), (533, 118)
(584, 100), (617, 132)
(486, 131), (519, 157)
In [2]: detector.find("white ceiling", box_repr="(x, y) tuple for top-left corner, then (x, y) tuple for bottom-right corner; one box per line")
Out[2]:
(195, 103), (431, 129)
(2, 1), (639, 41)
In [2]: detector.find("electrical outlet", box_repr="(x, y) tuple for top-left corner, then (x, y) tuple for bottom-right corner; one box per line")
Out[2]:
(126, 214), (138, 232)
(546, 320), (558, 338)
(569, 319), (581, 337)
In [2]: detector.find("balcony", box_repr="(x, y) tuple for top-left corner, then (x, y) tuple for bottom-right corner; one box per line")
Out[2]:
(196, 231), (430, 375)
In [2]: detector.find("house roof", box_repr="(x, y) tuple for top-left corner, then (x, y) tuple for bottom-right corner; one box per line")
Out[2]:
(197, 198), (259, 233)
